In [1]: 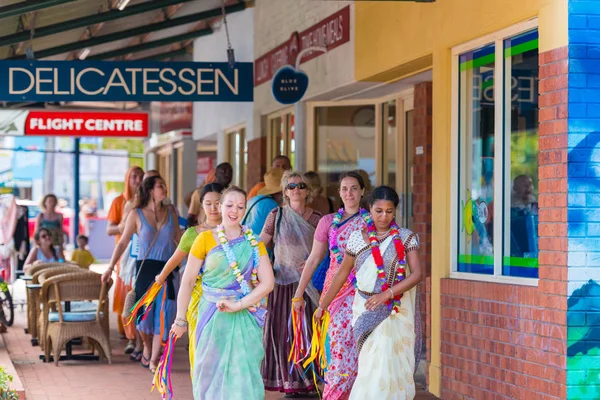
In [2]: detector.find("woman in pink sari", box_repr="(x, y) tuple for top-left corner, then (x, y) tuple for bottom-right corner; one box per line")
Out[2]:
(293, 171), (367, 399)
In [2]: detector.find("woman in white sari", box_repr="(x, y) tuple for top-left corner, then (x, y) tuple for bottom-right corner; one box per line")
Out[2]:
(316, 186), (422, 399)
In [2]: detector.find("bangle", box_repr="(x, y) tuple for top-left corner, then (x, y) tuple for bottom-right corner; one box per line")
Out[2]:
(174, 319), (187, 328)
(292, 297), (305, 303)
(317, 305), (327, 312)
(388, 288), (394, 299)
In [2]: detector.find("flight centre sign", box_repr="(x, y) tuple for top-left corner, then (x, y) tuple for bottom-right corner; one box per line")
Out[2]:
(0, 60), (253, 102)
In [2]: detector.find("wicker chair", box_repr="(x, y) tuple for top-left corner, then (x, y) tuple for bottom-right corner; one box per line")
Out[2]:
(26, 263), (80, 345)
(40, 271), (113, 365)
(36, 267), (97, 350)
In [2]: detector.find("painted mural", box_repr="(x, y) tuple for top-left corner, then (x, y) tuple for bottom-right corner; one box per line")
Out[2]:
(568, 1), (600, 398)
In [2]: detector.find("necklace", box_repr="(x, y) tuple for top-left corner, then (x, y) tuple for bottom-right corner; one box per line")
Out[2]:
(330, 208), (369, 264)
(203, 221), (217, 230)
(362, 214), (406, 314)
(217, 225), (260, 295)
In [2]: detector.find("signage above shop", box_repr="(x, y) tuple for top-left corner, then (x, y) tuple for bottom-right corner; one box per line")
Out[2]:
(0, 110), (149, 138)
(0, 60), (253, 102)
(272, 66), (309, 105)
(254, 6), (350, 86)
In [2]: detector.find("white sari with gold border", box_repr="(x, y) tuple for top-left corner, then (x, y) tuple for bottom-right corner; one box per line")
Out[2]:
(345, 228), (420, 400)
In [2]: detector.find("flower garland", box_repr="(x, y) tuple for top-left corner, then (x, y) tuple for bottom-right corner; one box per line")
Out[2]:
(362, 214), (407, 314)
(329, 208), (369, 264)
(217, 225), (260, 295)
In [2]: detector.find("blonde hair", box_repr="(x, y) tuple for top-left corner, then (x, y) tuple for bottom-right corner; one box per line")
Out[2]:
(303, 171), (323, 197)
(221, 185), (247, 202)
(281, 171), (313, 205)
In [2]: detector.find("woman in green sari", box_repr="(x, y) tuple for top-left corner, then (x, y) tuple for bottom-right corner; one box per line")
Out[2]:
(172, 186), (275, 400)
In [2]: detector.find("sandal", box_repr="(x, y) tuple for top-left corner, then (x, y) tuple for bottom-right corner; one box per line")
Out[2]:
(129, 350), (142, 362)
(141, 356), (150, 368)
(124, 340), (135, 355)
(149, 360), (158, 374)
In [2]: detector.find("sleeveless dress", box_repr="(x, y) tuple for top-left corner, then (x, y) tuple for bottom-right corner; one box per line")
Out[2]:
(134, 209), (177, 341)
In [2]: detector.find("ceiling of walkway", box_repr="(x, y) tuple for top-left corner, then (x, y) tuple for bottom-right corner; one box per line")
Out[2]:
(0, 0), (249, 62)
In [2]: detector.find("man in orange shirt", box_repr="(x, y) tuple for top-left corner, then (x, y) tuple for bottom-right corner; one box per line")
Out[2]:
(247, 155), (292, 200)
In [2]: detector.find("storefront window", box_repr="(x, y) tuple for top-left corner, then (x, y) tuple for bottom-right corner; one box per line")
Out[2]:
(503, 30), (539, 278)
(227, 127), (247, 189)
(457, 43), (496, 275)
(385, 100), (397, 190)
(316, 105), (376, 207)
(268, 110), (295, 168)
(455, 27), (539, 279)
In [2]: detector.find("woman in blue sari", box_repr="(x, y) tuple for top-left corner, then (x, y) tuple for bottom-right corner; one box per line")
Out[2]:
(172, 186), (275, 400)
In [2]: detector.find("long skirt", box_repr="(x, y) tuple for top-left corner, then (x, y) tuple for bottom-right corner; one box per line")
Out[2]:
(113, 263), (135, 339)
(187, 277), (203, 375)
(261, 282), (316, 393)
(134, 259), (177, 342)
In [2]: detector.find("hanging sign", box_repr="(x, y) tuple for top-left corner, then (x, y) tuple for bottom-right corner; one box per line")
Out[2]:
(272, 65), (309, 105)
(0, 60), (253, 102)
(254, 6), (350, 86)
(0, 110), (149, 137)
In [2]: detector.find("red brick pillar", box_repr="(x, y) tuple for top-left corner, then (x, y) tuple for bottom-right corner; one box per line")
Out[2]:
(247, 137), (267, 190)
(413, 81), (433, 385)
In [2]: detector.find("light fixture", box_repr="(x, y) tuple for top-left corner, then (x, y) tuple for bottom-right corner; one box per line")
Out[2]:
(79, 48), (91, 60)
(117, 0), (131, 11)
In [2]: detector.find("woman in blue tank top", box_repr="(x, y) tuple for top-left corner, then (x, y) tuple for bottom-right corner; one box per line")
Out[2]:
(103, 175), (181, 372)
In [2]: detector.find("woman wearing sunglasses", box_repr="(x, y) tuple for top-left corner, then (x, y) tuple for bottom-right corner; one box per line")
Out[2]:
(259, 171), (323, 397)
(23, 228), (66, 274)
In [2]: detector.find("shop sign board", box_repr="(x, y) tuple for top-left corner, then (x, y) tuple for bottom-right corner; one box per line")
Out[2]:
(254, 6), (350, 86)
(0, 110), (149, 137)
(0, 60), (253, 102)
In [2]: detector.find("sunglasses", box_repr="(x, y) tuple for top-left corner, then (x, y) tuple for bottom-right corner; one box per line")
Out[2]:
(286, 182), (308, 191)
(39, 234), (49, 239)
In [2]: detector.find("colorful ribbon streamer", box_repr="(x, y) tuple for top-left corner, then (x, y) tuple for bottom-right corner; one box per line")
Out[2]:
(152, 332), (178, 400)
(125, 282), (163, 326)
(288, 306), (309, 367)
(302, 310), (330, 397)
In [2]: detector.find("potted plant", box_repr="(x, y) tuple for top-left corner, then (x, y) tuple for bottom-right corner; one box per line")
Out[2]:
(0, 366), (18, 400)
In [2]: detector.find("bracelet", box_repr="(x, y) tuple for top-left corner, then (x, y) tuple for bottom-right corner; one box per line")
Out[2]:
(388, 288), (394, 299)
(174, 319), (188, 328)
(239, 299), (244, 311)
(292, 297), (305, 303)
(317, 305), (327, 312)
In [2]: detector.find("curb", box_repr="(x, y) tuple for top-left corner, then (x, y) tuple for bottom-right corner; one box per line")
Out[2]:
(0, 331), (25, 400)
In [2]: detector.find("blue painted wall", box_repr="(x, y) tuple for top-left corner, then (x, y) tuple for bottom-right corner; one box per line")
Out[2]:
(568, 1), (600, 398)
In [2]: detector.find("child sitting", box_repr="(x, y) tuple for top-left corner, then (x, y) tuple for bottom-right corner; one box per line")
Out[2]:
(71, 235), (95, 269)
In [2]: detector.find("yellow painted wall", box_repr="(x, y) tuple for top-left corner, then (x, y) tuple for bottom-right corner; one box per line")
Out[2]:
(354, 0), (567, 397)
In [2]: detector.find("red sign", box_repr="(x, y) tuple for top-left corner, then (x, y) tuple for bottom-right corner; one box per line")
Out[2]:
(254, 6), (350, 86)
(21, 111), (148, 137)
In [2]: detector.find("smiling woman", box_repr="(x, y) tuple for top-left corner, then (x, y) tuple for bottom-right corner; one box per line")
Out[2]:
(170, 185), (274, 399)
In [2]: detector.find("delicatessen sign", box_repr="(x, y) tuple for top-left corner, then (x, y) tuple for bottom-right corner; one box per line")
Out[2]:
(0, 110), (148, 137)
(0, 60), (253, 102)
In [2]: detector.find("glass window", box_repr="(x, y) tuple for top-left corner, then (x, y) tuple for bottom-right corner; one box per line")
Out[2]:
(316, 105), (376, 208)
(457, 43), (496, 275)
(503, 30), (539, 278)
(267, 111), (295, 169)
(227, 127), (247, 189)
(455, 28), (539, 279)
(385, 100), (397, 190)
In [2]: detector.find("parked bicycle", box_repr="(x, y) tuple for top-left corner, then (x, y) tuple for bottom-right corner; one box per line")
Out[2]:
(0, 275), (14, 327)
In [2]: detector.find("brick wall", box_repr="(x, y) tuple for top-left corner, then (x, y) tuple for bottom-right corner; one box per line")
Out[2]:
(247, 136), (267, 189)
(413, 81), (433, 384)
(439, 46), (568, 400)
(567, 2), (600, 398)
